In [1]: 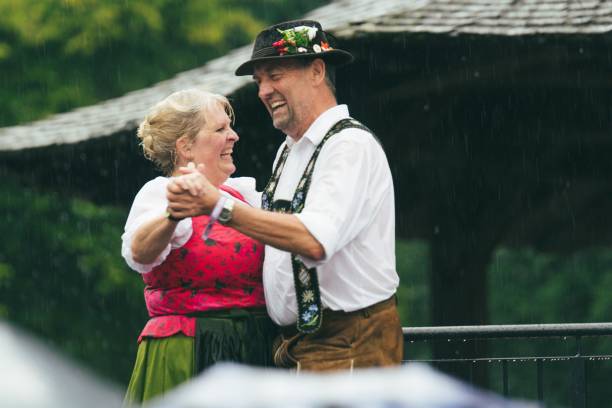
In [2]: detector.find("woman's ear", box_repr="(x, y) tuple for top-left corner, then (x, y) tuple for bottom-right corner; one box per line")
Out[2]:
(175, 135), (192, 164)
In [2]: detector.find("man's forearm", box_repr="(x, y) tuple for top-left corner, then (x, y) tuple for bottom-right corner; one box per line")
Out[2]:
(229, 202), (325, 260)
(165, 172), (324, 259)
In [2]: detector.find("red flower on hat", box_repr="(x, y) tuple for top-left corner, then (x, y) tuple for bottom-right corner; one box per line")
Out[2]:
(272, 38), (289, 55)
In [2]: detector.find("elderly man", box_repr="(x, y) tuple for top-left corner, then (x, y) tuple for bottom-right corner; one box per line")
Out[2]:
(167, 20), (402, 371)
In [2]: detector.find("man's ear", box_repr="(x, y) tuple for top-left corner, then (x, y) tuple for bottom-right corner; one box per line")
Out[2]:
(175, 135), (192, 163)
(311, 58), (326, 86)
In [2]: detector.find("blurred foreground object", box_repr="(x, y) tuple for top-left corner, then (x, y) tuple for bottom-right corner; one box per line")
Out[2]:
(150, 362), (538, 408)
(0, 321), (122, 408)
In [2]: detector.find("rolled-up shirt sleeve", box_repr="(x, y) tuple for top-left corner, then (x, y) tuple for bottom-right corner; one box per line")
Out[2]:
(295, 131), (385, 268)
(121, 177), (192, 274)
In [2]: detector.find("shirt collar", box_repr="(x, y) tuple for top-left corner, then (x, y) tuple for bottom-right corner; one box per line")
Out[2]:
(285, 105), (350, 148)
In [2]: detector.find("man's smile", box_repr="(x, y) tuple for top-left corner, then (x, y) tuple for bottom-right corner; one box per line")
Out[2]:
(270, 100), (287, 114)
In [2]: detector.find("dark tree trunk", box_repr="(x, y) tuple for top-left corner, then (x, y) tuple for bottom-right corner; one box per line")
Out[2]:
(428, 206), (501, 387)
(431, 232), (491, 327)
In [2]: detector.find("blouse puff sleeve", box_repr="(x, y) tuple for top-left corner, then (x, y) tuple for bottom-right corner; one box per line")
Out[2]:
(121, 176), (261, 274)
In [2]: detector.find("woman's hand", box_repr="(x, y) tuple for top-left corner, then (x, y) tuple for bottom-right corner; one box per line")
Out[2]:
(171, 165), (207, 196)
(167, 163), (221, 219)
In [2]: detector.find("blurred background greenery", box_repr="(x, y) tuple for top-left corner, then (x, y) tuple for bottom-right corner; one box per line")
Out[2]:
(0, 0), (328, 126)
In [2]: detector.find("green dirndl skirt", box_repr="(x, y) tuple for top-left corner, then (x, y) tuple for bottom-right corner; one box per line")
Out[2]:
(123, 308), (278, 406)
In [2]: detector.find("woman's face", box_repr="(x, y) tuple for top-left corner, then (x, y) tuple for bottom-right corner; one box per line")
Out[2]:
(185, 103), (239, 186)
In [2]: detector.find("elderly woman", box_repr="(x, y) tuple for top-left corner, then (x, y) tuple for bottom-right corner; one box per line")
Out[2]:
(121, 89), (276, 405)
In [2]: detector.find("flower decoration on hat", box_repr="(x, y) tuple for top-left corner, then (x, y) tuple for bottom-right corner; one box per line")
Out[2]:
(272, 25), (333, 56)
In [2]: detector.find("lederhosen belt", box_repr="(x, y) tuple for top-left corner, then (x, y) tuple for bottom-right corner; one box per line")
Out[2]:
(279, 295), (398, 338)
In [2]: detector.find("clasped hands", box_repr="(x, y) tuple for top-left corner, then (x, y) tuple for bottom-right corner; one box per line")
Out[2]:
(166, 163), (220, 219)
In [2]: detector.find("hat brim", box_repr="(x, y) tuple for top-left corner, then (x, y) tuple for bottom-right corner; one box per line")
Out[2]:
(235, 49), (354, 76)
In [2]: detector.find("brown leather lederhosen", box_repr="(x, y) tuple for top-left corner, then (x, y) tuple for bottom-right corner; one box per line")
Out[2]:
(273, 295), (404, 371)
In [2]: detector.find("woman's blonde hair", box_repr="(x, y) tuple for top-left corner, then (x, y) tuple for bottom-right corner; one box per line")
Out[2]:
(137, 88), (234, 175)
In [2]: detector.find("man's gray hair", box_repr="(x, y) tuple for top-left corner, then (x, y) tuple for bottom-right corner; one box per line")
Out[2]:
(292, 58), (336, 95)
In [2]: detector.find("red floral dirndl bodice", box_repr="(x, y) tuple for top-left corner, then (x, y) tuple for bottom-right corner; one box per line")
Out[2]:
(138, 186), (265, 342)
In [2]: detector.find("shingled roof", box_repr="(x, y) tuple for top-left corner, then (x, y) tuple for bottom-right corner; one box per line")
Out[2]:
(332, 0), (612, 37)
(1, 0), (611, 152)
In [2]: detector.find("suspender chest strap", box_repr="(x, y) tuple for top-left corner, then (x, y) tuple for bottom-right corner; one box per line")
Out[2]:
(261, 118), (374, 333)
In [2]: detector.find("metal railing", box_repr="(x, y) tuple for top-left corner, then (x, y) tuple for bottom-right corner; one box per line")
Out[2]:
(402, 323), (612, 408)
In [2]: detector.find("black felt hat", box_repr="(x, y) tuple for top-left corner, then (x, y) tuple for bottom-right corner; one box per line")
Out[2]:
(235, 20), (354, 76)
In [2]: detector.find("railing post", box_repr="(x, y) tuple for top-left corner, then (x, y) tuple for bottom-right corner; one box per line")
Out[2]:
(571, 336), (586, 408)
(537, 359), (544, 402)
(502, 360), (508, 396)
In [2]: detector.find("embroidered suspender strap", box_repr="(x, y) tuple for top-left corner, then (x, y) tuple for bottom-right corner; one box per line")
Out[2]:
(262, 143), (291, 212)
(261, 118), (374, 333)
(261, 118), (372, 211)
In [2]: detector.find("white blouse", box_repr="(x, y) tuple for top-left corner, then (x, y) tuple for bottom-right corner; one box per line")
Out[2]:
(121, 176), (260, 274)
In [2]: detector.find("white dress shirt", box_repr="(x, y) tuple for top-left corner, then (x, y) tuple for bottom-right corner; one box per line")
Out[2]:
(121, 176), (260, 274)
(263, 104), (399, 326)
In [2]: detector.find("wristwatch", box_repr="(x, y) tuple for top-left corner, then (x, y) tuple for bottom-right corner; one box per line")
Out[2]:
(165, 209), (183, 222)
(218, 198), (235, 225)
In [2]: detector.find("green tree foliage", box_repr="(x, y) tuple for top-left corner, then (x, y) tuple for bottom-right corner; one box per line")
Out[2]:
(0, 179), (145, 383)
(489, 247), (612, 324)
(396, 243), (612, 327)
(0, 0), (329, 126)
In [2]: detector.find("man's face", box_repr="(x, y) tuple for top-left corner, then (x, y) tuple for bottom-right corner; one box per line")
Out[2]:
(253, 60), (311, 137)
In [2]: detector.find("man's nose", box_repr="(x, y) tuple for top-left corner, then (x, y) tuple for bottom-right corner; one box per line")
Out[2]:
(257, 79), (273, 100)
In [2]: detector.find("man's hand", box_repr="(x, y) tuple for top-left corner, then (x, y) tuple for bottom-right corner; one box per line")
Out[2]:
(166, 163), (221, 219)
